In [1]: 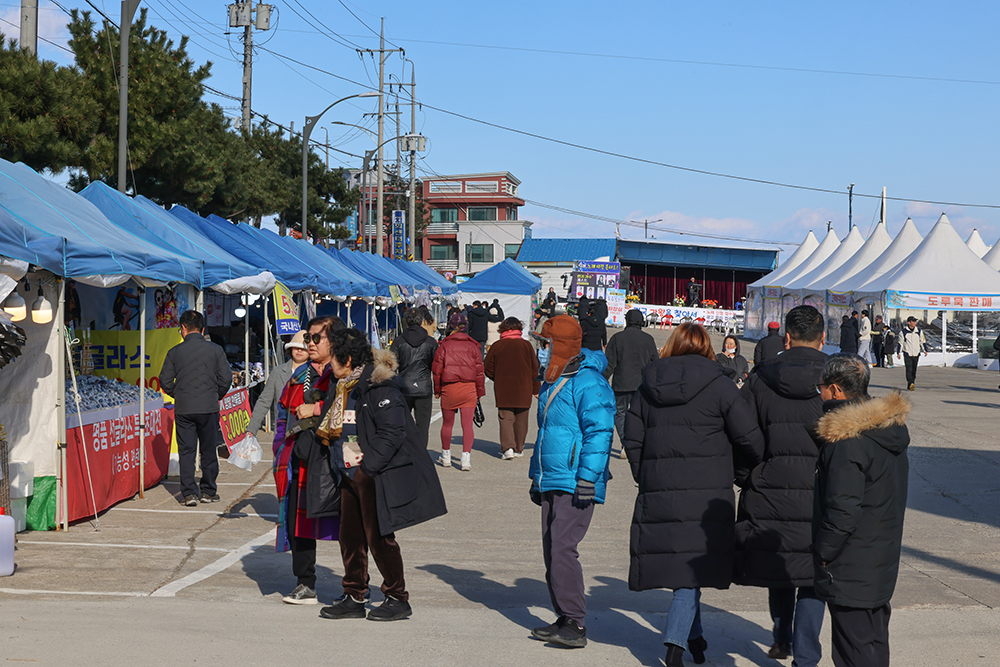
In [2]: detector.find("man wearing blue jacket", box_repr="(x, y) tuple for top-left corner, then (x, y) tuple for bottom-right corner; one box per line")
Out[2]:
(528, 315), (615, 649)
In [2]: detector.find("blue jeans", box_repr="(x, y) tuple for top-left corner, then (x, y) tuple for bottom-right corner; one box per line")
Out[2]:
(769, 587), (825, 667)
(663, 588), (703, 648)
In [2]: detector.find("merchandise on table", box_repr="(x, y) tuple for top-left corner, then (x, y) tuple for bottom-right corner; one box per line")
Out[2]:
(65, 375), (162, 415)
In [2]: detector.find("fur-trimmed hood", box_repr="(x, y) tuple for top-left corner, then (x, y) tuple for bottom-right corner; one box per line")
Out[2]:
(370, 348), (399, 385)
(815, 391), (911, 452)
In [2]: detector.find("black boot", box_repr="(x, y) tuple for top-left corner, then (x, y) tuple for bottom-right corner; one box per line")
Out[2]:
(665, 644), (685, 667)
(687, 635), (708, 664)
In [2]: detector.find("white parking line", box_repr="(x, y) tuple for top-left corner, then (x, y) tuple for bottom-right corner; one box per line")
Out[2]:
(150, 531), (274, 597)
(108, 508), (278, 519)
(0, 588), (148, 597)
(17, 541), (228, 552)
(430, 411), (442, 423)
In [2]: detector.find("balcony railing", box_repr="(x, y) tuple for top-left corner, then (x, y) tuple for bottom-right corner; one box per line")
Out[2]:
(425, 222), (459, 234)
(426, 258), (458, 271)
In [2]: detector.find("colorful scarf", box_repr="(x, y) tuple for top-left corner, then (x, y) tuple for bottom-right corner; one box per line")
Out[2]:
(317, 364), (365, 444)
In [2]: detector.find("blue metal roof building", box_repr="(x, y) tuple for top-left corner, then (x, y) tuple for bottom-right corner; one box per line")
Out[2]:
(516, 237), (617, 264)
(617, 240), (777, 272)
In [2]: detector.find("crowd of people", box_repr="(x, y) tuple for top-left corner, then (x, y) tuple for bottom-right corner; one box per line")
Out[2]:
(166, 295), (912, 667)
(838, 310), (928, 390)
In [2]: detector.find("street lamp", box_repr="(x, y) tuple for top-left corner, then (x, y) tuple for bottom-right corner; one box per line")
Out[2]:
(358, 133), (427, 256)
(301, 91), (380, 244)
(330, 121), (377, 251)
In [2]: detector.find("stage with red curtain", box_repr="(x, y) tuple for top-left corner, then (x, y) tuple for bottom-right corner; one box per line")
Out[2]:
(627, 265), (764, 309)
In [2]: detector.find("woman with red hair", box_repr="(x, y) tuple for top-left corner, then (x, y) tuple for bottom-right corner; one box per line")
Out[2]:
(623, 323), (764, 666)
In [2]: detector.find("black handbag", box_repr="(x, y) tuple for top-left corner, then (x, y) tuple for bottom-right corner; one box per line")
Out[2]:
(473, 399), (485, 428)
(305, 436), (342, 518)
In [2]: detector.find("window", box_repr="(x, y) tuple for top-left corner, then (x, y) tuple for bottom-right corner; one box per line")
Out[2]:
(431, 208), (458, 223)
(429, 181), (462, 193)
(504, 243), (521, 260)
(467, 207), (497, 221)
(465, 181), (498, 193)
(466, 244), (494, 263)
(506, 205), (518, 221)
(430, 244), (458, 260)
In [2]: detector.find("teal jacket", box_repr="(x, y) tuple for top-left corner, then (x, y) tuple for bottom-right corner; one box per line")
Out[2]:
(528, 349), (615, 502)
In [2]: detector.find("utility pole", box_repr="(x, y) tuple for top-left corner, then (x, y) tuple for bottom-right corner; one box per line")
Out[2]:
(880, 186), (887, 226)
(228, 3), (272, 133)
(645, 220), (648, 239)
(359, 20), (403, 256)
(408, 61), (417, 261)
(118, 0), (142, 193)
(848, 182), (854, 231)
(19, 0), (37, 55)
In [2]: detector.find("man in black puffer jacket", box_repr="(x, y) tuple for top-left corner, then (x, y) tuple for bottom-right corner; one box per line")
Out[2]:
(468, 299), (504, 357)
(160, 310), (232, 507)
(390, 308), (438, 446)
(736, 305), (827, 665)
(811, 354), (909, 667)
(603, 308), (658, 443)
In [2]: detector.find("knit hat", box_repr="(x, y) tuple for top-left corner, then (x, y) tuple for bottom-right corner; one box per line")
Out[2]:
(767, 321), (781, 330)
(447, 312), (467, 333)
(539, 315), (582, 383)
(284, 330), (307, 351)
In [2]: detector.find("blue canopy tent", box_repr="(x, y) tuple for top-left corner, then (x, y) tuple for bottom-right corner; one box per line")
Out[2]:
(401, 259), (458, 295)
(330, 248), (393, 297)
(0, 160), (210, 530)
(255, 227), (377, 297)
(79, 183), (274, 295)
(457, 259), (542, 342)
(367, 252), (427, 292)
(170, 206), (314, 293)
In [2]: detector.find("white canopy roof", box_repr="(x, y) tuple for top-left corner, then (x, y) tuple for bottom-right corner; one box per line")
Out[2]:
(785, 226), (865, 293)
(966, 229), (990, 257)
(776, 229), (841, 291)
(848, 218), (924, 293)
(825, 222), (892, 292)
(982, 238), (1000, 270)
(856, 214), (1000, 297)
(748, 230), (818, 288)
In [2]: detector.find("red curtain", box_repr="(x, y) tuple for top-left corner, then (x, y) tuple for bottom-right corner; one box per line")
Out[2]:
(627, 265), (763, 309)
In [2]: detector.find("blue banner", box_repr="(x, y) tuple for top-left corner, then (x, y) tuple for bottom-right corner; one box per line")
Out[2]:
(344, 209), (358, 239)
(392, 210), (405, 260)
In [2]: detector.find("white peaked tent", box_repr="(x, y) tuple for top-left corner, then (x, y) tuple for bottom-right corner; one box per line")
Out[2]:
(786, 226), (866, 296)
(826, 222), (893, 292)
(966, 229), (990, 258)
(777, 229), (841, 290)
(848, 218), (924, 294)
(982, 239), (1000, 270)
(749, 230), (820, 288)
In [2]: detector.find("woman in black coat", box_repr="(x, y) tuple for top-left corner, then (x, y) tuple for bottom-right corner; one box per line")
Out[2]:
(318, 329), (447, 622)
(390, 308), (439, 446)
(839, 316), (859, 354)
(716, 334), (749, 387)
(623, 323), (764, 666)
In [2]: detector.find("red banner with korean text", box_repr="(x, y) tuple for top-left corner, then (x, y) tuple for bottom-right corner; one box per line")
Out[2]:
(219, 387), (252, 454)
(66, 406), (174, 523)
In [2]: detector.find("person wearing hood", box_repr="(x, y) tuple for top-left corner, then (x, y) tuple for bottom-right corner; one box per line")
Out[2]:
(527, 315), (615, 649)
(603, 308), (659, 446)
(839, 316), (860, 354)
(432, 312), (486, 471)
(579, 299), (608, 351)
(811, 355), (910, 667)
(622, 323), (764, 667)
(717, 334), (750, 387)
(754, 322), (785, 367)
(390, 308), (439, 446)
(735, 305), (828, 665)
(484, 317), (539, 460)
(318, 328), (447, 622)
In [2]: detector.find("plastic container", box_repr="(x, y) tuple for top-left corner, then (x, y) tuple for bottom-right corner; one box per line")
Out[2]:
(0, 507), (15, 576)
(10, 497), (27, 532)
(9, 460), (34, 499)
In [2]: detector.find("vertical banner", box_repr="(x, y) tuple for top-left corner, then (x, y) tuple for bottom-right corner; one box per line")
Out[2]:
(344, 209), (358, 241)
(606, 288), (627, 326)
(218, 387), (252, 453)
(392, 210), (405, 260)
(272, 281), (301, 335)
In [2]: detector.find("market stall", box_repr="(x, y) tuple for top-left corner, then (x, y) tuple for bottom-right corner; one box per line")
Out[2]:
(456, 259), (542, 342)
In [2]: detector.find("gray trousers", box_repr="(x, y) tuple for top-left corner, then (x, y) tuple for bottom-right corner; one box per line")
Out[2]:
(541, 490), (595, 626)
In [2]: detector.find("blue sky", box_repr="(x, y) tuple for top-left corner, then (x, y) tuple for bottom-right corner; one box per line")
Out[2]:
(4, 1), (999, 261)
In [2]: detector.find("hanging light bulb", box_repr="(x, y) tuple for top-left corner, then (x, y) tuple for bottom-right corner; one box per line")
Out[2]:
(2, 289), (26, 322)
(31, 285), (52, 324)
(234, 305), (247, 318)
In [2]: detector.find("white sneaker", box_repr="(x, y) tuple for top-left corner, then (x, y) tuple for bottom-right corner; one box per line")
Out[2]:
(438, 450), (451, 467)
(512, 451), (524, 458)
(501, 449), (514, 460)
(460, 452), (471, 471)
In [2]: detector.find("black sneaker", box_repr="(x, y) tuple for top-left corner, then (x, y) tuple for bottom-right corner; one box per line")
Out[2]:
(183, 495), (198, 507)
(548, 619), (587, 648)
(200, 493), (221, 503)
(531, 615), (567, 641)
(687, 635), (708, 664)
(281, 584), (318, 605)
(366, 596), (412, 622)
(319, 593), (368, 619)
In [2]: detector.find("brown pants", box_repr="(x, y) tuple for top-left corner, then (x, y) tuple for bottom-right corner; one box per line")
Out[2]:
(339, 467), (408, 602)
(498, 407), (529, 454)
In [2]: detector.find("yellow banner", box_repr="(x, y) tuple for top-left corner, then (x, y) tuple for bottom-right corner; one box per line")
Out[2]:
(86, 329), (183, 396)
(272, 281), (301, 335)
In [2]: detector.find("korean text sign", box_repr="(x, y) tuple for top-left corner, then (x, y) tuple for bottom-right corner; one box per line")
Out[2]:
(272, 281), (301, 335)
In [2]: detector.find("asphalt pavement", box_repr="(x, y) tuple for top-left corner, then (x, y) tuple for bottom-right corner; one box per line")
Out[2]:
(2, 330), (998, 665)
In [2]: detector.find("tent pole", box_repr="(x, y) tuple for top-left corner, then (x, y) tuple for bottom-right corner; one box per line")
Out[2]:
(138, 287), (146, 500)
(973, 311), (978, 364)
(942, 310), (947, 367)
(347, 299), (353, 328)
(263, 295), (270, 433)
(55, 277), (68, 531)
(244, 294), (250, 388)
(196, 289), (204, 314)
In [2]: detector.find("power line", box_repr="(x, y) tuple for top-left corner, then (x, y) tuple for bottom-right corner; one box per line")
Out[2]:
(0, 17), (74, 54)
(284, 0), (361, 50)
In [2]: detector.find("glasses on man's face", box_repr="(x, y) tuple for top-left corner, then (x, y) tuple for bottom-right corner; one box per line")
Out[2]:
(308, 333), (324, 344)
(813, 383), (829, 395)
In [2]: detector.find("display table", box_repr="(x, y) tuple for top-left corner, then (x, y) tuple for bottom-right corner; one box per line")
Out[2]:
(65, 399), (173, 523)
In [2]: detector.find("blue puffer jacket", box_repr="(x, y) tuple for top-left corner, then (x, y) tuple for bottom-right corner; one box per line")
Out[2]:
(528, 348), (615, 502)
